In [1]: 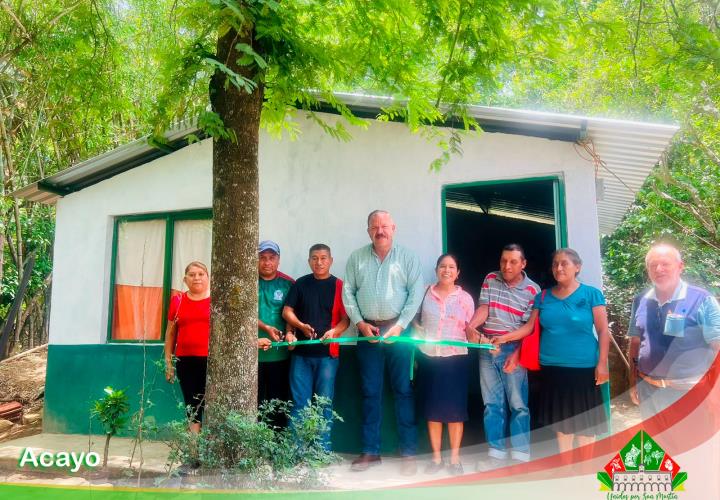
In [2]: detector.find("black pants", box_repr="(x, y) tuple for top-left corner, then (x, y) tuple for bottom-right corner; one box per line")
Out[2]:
(258, 358), (291, 428)
(176, 356), (207, 423)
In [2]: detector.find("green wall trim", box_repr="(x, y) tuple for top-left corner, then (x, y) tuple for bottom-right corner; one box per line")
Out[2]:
(553, 177), (569, 247)
(44, 344), (185, 436)
(105, 217), (121, 344)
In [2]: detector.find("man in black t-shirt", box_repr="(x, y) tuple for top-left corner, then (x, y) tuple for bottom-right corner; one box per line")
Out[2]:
(283, 244), (349, 450)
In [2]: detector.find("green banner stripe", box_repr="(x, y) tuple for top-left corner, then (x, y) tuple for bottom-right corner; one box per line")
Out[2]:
(0, 482), (522, 500)
(270, 336), (495, 349)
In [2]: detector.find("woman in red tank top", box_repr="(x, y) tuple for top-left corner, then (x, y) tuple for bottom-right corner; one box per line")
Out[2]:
(164, 261), (211, 434)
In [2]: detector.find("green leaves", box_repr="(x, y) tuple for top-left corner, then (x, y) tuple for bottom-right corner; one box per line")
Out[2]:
(91, 387), (130, 437)
(198, 110), (236, 142)
(205, 57), (258, 93)
(164, 397), (340, 486)
(235, 43), (267, 69)
(147, 0), (559, 156)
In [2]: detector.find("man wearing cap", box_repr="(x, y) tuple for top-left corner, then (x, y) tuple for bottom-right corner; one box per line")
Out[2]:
(628, 243), (720, 426)
(342, 210), (424, 475)
(258, 240), (294, 427)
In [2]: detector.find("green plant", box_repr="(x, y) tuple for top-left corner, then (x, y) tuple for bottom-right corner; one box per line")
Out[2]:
(91, 386), (130, 468)
(164, 396), (341, 488)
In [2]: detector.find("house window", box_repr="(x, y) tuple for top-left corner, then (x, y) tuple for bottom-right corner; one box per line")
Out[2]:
(108, 210), (212, 342)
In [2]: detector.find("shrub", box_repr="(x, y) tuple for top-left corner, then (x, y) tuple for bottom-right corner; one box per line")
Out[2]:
(164, 396), (342, 488)
(91, 386), (130, 468)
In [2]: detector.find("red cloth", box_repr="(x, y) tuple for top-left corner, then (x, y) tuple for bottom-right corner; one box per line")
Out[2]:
(329, 278), (346, 358)
(168, 292), (211, 357)
(519, 290), (546, 371)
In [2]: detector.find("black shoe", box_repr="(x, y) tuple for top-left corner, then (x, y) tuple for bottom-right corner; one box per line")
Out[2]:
(424, 460), (444, 474)
(447, 462), (464, 476)
(350, 453), (382, 472)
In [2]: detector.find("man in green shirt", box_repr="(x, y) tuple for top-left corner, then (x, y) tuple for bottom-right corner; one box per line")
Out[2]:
(258, 240), (294, 428)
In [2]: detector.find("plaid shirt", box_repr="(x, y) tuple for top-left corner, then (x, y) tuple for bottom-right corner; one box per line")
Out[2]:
(418, 285), (475, 357)
(478, 271), (539, 335)
(342, 243), (424, 329)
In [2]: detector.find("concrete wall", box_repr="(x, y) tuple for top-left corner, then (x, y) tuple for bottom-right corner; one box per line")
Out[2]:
(50, 114), (601, 345)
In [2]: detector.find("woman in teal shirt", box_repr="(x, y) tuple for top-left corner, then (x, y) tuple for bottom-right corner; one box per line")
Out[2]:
(536, 248), (610, 454)
(493, 248), (609, 456)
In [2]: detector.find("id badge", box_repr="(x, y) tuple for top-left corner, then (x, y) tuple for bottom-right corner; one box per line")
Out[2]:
(663, 313), (685, 337)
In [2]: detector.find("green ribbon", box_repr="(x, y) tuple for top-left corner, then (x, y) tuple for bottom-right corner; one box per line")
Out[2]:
(269, 336), (495, 380)
(269, 335), (494, 350)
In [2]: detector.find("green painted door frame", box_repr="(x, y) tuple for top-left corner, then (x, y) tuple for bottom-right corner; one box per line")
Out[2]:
(440, 175), (568, 252)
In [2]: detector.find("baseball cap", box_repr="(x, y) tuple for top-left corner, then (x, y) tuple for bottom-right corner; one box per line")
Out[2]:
(258, 240), (280, 255)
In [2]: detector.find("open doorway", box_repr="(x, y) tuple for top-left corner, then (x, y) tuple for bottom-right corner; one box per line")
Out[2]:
(442, 177), (567, 445)
(443, 177), (565, 295)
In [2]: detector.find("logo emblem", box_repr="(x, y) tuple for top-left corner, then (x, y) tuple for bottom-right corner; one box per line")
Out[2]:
(273, 290), (284, 301)
(598, 430), (686, 493)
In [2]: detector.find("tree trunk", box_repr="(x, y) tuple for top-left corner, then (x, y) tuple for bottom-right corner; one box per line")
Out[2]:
(103, 433), (111, 468)
(204, 26), (263, 426)
(29, 310), (35, 349)
(0, 232), (5, 287)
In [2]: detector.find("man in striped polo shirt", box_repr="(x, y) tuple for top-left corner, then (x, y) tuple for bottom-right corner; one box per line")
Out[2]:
(467, 243), (539, 470)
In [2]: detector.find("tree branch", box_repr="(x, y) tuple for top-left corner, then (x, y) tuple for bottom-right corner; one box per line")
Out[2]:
(0, 1), (31, 41)
(652, 179), (717, 239)
(0, 0), (85, 76)
(434, 1), (466, 109)
(631, 0), (644, 78)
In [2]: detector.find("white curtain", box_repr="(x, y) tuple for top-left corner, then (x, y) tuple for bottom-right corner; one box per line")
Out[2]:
(112, 219), (166, 340)
(171, 219), (213, 292)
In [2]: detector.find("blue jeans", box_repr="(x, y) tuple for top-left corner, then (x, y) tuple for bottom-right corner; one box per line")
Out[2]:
(356, 328), (417, 456)
(289, 354), (339, 450)
(479, 342), (530, 461)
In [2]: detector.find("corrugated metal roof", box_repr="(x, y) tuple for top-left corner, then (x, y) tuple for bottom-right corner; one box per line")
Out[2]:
(12, 92), (678, 234)
(11, 121), (201, 204)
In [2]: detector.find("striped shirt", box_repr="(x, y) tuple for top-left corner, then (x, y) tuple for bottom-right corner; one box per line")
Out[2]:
(478, 271), (539, 335)
(418, 285), (475, 357)
(342, 243), (424, 329)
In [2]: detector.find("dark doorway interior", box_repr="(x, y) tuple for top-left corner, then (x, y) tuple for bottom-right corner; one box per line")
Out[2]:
(443, 178), (562, 447)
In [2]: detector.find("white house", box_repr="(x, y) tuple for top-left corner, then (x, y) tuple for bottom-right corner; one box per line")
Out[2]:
(13, 93), (678, 452)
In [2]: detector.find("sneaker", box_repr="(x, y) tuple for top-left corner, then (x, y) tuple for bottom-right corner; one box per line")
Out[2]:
(350, 453), (382, 472)
(475, 456), (507, 472)
(424, 460), (444, 474)
(447, 462), (464, 476)
(400, 456), (417, 476)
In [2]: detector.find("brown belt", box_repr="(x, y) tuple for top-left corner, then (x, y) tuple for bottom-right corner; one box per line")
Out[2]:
(638, 372), (697, 390)
(366, 318), (399, 327)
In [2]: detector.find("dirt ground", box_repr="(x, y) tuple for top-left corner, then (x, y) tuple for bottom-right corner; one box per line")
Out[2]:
(0, 345), (47, 442)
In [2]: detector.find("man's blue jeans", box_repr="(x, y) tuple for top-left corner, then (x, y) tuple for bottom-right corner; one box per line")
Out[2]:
(289, 354), (339, 450)
(356, 330), (417, 456)
(479, 342), (530, 461)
